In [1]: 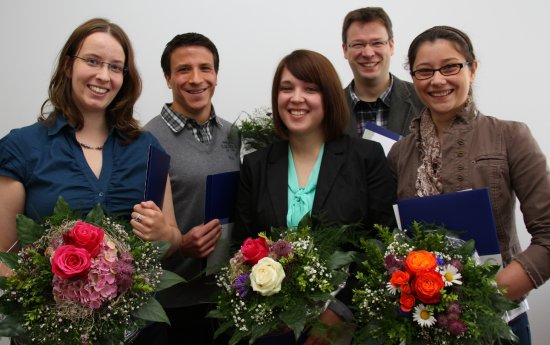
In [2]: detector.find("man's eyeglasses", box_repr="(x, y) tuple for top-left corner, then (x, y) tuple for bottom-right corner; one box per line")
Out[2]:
(347, 40), (389, 51)
(411, 62), (472, 80)
(72, 56), (127, 74)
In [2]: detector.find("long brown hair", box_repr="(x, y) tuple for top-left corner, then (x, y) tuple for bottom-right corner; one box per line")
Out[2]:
(40, 18), (142, 142)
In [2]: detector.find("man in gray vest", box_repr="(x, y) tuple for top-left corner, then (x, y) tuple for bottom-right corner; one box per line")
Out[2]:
(342, 7), (424, 137)
(134, 33), (239, 345)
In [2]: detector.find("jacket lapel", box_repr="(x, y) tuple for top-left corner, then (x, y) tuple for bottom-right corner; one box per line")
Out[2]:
(266, 141), (289, 226)
(313, 136), (347, 212)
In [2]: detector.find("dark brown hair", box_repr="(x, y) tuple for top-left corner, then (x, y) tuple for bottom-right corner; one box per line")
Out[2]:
(160, 32), (220, 76)
(271, 50), (349, 141)
(40, 18), (142, 142)
(407, 26), (476, 72)
(342, 7), (393, 44)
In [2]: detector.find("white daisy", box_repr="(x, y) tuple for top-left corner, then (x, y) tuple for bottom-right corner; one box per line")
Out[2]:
(386, 281), (398, 295)
(440, 264), (462, 286)
(413, 304), (436, 327)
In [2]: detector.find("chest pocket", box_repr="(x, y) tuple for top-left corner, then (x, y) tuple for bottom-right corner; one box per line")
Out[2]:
(472, 153), (510, 197)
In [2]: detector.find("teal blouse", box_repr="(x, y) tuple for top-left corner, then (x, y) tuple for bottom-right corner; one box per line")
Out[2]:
(286, 144), (325, 228)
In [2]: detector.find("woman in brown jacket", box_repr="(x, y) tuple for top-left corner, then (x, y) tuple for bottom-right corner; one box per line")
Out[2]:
(387, 26), (550, 345)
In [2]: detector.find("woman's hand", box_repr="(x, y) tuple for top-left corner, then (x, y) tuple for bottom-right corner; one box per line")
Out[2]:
(131, 201), (181, 249)
(496, 260), (535, 300)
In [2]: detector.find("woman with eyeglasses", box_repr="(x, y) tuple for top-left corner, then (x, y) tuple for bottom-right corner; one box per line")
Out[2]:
(0, 18), (181, 276)
(387, 26), (550, 345)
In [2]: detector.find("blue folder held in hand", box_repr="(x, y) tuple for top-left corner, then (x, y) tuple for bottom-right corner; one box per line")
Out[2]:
(144, 145), (171, 209)
(396, 188), (500, 256)
(204, 171), (240, 224)
(204, 171), (240, 274)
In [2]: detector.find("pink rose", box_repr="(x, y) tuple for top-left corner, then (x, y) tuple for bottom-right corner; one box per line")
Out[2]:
(240, 237), (269, 265)
(63, 221), (104, 257)
(51, 245), (91, 279)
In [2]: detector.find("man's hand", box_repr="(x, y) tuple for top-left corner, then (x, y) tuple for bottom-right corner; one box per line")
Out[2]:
(179, 219), (222, 258)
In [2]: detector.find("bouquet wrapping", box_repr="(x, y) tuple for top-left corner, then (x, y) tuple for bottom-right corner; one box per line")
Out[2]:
(0, 197), (184, 344)
(352, 223), (517, 344)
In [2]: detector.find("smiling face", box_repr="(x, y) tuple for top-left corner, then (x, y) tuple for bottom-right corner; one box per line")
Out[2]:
(70, 32), (125, 118)
(412, 39), (477, 121)
(343, 20), (394, 86)
(277, 68), (324, 140)
(165, 45), (217, 123)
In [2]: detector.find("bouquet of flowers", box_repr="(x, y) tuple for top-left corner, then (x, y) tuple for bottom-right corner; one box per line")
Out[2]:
(0, 197), (184, 344)
(229, 106), (278, 161)
(208, 219), (354, 345)
(352, 222), (517, 345)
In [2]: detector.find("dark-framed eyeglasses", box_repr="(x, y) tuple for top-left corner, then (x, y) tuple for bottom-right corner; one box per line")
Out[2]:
(72, 56), (127, 74)
(411, 61), (472, 80)
(347, 40), (389, 51)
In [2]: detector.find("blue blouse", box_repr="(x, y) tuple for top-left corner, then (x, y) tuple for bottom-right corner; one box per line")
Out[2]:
(0, 116), (164, 221)
(286, 144), (324, 228)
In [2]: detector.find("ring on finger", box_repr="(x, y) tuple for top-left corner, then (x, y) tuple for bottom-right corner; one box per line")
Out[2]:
(135, 214), (143, 223)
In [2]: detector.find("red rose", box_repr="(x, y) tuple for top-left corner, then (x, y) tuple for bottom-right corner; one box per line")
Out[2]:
(63, 221), (104, 257)
(401, 283), (412, 295)
(241, 237), (269, 265)
(51, 245), (91, 279)
(412, 270), (445, 304)
(390, 270), (410, 287)
(399, 293), (415, 313)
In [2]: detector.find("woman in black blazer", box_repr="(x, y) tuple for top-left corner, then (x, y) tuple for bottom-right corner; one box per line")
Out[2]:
(234, 49), (396, 345)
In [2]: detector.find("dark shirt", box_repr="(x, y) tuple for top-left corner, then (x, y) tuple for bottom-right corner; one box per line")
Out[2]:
(0, 116), (164, 220)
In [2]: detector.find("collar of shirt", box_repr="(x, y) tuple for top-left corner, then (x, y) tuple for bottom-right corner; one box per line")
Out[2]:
(160, 103), (222, 134)
(349, 74), (394, 108)
(47, 115), (127, 141)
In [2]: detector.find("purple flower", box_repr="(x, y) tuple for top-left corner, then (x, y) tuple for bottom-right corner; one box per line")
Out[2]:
(447, 319), (468, 336)
(436, 256), (446, 266)
(232, 273), (250, 298)
(271, 240), (292, 260)
(437, 313), (449, 328)
(449, 259), (463, 272)
(447, 302), (462, 315)
(384, 254), (403, 274)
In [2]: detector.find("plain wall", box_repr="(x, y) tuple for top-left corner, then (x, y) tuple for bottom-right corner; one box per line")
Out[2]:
(1, 1), (549, 344)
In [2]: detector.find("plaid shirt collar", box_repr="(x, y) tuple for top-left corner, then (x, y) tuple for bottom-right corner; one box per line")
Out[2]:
(160, 103), (222, 133)
(349, 74), (394, 107)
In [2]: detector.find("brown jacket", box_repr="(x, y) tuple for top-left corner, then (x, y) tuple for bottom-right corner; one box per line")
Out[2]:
(388, 106), (550, 288)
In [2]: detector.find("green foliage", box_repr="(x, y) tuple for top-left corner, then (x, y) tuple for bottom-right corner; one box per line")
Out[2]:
(235, 107), (278, 151)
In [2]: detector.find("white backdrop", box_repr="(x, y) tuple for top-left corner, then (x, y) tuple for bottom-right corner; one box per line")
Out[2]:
(1, 1), (549, 343)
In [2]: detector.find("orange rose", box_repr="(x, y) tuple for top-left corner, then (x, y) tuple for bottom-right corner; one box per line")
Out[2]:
(390, 270), (410, 287)
(412, 270), (444, 304)
(399, 293), (415, 312)
(405, 250), (437, 276)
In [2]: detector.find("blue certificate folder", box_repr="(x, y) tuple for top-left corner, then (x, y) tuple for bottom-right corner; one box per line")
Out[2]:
(204, 171), (240, 224)
(204, 171), (240, 274)
(397, 188), (500, 256)
(144, 145), (171, 209)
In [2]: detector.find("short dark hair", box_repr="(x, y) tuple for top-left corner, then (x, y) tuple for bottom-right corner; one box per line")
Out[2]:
(271, 50), (349, 141)
(160, 32), (219, 76)
(342, 7), (393, 44)
(407, 26), (476, 72)
(40, 17), (142, 142)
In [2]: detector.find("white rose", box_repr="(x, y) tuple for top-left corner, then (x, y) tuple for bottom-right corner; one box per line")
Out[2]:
(250, 257), (286, 296)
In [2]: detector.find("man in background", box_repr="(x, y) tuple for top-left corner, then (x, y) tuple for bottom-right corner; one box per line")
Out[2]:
(342, 7), (424, 137)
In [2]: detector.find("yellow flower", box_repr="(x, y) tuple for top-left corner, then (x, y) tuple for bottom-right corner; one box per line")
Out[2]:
(250, 257), (286, 296)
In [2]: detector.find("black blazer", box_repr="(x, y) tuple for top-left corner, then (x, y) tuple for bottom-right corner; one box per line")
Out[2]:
(234, 134), (397, 241)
